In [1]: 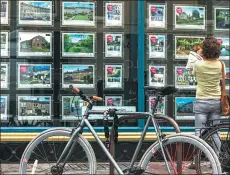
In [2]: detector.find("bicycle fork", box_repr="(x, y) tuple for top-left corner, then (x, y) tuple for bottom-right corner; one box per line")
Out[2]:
(55, 127), (82, 168)
(151, 117), (172, 174)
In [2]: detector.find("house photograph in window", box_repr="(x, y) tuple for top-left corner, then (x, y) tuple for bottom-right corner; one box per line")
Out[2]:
(0, 1), (8, 25)
(17, 64), (52, 89)
(62, 33), (95, 57)
(0, 96), (8, 121)
(175, 36), (204, 59)
(174, 5), (205, 30)
(62, 1), (95, 26)
(105, 33), (122, 57)
(148, 65), (165, 87)
(214, 7), (229, 30)
(148, 4), (166, 28)
(18, 1), (52, 25)
(62, 64), (95, 88)
(104, 2), (123, 27)
(175, 66), (197, 89)
(18, 32), (52, 57)
(17, 96), (52, 120)
(0, 31), (9, 57)
(148, 34), (166, 58)
(0, 63), (9, 89)
(175, 97), (196, 120)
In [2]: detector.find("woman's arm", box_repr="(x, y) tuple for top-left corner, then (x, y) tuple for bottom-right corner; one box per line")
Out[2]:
(192, 63), (197, 77)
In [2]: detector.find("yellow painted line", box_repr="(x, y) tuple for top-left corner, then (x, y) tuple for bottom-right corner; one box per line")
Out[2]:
(1, 132), (229, 142)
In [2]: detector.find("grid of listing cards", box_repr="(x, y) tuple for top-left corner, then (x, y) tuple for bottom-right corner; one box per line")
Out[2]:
(146, 1), (229, 123)
(0, 0), (128, 123)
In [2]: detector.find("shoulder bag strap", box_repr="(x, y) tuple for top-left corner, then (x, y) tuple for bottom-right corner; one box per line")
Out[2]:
(220, 60), (226, 95)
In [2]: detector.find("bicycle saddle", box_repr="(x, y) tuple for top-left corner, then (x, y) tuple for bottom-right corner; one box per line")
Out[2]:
(144, 85), (178, 96)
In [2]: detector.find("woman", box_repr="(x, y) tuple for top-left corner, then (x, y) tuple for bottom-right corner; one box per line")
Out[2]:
(189, 37), (226, 169)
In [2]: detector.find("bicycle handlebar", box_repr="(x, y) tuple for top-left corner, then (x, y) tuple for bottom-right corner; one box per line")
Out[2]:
(91, 96), (103, 102)
(69, 85), (103, 102)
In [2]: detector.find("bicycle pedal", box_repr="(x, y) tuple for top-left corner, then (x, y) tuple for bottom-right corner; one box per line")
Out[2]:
(123, 166), (145, 175)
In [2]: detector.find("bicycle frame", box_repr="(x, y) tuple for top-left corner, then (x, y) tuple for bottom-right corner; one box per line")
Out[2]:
(55, 95), (171, 174)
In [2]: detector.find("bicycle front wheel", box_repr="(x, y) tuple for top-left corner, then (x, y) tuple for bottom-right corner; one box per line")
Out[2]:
(139, 134), (221, 174)
(19, 128), (97, 174)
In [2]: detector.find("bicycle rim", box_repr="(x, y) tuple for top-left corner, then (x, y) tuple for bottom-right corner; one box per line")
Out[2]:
(201, 124), (230, 172)
(19, 128), (96, 174)
(139, 134), (220, 174)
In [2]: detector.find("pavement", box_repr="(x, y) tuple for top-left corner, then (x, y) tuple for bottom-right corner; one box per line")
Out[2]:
(0, 162), (212, 174)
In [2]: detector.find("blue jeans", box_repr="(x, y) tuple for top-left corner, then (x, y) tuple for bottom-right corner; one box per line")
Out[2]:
(193, 99), (221, 156)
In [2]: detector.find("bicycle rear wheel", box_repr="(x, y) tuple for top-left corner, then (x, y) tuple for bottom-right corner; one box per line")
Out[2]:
(201, 123), (230, 173)
(139, 134), (222, 174)
(19, 128), (97, 174)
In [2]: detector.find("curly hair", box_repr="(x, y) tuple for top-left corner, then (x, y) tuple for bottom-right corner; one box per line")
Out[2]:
(202, 37), (221, 59)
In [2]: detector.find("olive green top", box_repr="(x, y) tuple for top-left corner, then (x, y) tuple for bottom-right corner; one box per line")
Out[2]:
(192, 60), (226, 99)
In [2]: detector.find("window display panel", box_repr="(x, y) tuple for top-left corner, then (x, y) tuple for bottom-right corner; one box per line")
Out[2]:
(144, 0), (230, 125)
(1, 31), (9, 57)
(104, 33), (123, 58)
(18, 1), (53, 26)
(148, 65), (166, 87)
(0, 96), (8, 121)
(104, 64), (123, 89)
(174, 5), (206, 30)
(17, 63), (52, 89)
(0, 1), (9, 25)
(1, 0), (139, 129)
(17, 95), (52, 120)
(61, 1), (96, 26)
(148, 34), (166, 59)
(174, 66), (197, 89)
(148, 3), (166, 29)
(148, 96), (166, 115)
(175, 97), (196, 120)
(17, 31), (53, 57)
(214, 7), (229, 31)
(62, 64), (95, 89)
(104, 2), (123, 27)
(61, 32), (95, 58)
(1, 63), (9, 89)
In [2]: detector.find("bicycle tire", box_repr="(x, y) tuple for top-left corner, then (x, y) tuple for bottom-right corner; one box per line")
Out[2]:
(201, 123), (230, 172)
(19, 128), (97, 174)
(139, 133), (222, 174)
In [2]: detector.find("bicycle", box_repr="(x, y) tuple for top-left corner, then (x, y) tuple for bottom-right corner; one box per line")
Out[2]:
(19, 85), (222, 174)
(199, 116), (230, 173)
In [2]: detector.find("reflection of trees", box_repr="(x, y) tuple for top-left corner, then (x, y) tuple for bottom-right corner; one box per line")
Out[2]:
(84, 74), (93, 83)
(88, 66), (93, 72)
(64, 98), (70, 105)
(116, 70), (121, 76)
(64, 34), (72, 52)
(81, 35), (93, 48)
(192, 10), (200, 19)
